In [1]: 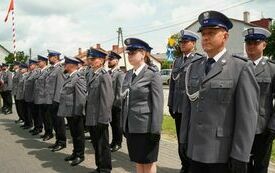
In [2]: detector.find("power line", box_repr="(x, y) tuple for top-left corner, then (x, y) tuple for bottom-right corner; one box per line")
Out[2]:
(97, 0), (255, 45)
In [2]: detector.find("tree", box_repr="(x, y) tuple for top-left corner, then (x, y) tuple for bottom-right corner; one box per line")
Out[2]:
(4, 51), (28, 65)
(264, 23), (275, 60)
(161, 59), (173, 69)
(166, 33), (182, 61)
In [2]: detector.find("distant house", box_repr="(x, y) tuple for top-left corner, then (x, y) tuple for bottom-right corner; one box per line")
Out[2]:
(185, 12), (273, 56)
(0, 44), (11, 64)
(76, 44), (162, 71)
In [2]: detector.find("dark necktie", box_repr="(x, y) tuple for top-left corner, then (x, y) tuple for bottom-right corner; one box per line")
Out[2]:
(205, 58), (216, 75)
(132, 73), (137, 82)
(108, 70), (112, 75)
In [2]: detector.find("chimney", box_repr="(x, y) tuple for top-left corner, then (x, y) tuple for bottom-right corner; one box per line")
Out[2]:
(78, 48), (82, 55)
(112, 45), (119, 52)
(243, 11), (250, 23)
(96, 44), (101, 49)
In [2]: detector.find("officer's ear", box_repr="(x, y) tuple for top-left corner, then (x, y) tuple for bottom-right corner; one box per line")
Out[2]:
(262, 41), (267, 49)
(223, 31), (229, 41)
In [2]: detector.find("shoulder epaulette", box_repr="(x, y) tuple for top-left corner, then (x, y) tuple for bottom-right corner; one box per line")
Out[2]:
(148, 65), (158, 72)
(191, 53), (204, 63)
(232, 54), (248, 62)
(101, 69), (107, 74)
(267, 59), (275, 64)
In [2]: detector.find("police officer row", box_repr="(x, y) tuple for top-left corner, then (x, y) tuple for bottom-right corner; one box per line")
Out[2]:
(168, 10), (274, 173)
(9, 37), (164, 173)
(5, 9), (274, 173)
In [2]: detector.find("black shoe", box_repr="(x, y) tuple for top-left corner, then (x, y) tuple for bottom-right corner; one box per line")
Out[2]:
(70, 157), (84, 166)
(32, 129), (42, 136)
(51, 144), (66, 152)
(64, 154), (76, 161)
(23, 125), (33, 130)
(40, 134), (46, 138)
(29, 128), (36, 133)
(48, 143), (58, 149)
(4, 110), (12, 114)
(15, 119), (23, 123)
(20, 124), (27, 128)
(43, 134), (54, 141)
(111, 144), (121, 152)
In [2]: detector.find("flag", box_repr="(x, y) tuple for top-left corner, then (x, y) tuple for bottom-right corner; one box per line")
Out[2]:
(4, 0), (14, 22)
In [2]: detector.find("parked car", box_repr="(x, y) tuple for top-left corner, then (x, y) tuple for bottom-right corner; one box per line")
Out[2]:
(160, 69), (172, 85)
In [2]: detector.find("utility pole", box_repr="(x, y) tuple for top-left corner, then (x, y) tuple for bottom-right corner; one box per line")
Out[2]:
(29, 48), (32, 60)
(117, 27), (127, 70)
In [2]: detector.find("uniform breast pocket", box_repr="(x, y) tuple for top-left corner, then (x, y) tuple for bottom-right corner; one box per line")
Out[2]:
(210, 80), (233, 103)
(257, 77), (271, 94)
(65, 85), (74, 94)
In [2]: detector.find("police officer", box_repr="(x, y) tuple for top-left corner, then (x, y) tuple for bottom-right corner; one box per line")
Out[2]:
(1, 63), (13, 114)
(243, 27), (274, 173)
(33, 55), (49, 136)
(180, 11), (259, 173)
(24, 59), (40, 130)
(58, 56), (86, 166)
(16, 64), (29, 128)
(86, 48), (114, 173)
(12, 61), (23, 123)
(107, 51), (125, 152)
(122, 38), (164, 173)
(45, 50), (67, 151)
(168, 29), (200, 173)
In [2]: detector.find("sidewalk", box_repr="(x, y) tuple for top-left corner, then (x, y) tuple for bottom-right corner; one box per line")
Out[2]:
(0, 112), (274, 173)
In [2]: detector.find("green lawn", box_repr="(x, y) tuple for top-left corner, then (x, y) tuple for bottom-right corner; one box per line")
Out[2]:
(161, 115), (177, 139)
(162, 115), (275, 162)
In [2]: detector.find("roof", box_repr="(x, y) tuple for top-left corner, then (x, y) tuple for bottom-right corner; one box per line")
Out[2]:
(185, 18), (257, 30)
(0, 44), (11, 54)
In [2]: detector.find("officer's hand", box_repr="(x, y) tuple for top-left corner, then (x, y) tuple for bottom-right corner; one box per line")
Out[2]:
(266, 129), (275, 143)
(148, 133), (160, 143)
(169, 108), (175, 119)
(97, 123), (108, 129)
(228, 157), (247, 173)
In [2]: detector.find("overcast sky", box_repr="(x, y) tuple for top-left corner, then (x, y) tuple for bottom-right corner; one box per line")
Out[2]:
(0, 0), (274, 58)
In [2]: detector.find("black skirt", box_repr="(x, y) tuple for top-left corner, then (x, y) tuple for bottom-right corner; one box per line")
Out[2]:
(126, 133), (160, 164)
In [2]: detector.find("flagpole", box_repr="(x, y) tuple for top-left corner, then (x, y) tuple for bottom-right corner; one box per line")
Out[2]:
(4, 0), (17, 60)
(11, 10), (16, 59)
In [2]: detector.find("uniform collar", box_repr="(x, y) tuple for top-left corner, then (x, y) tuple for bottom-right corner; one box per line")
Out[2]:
(133, 63), (146, 76)
(41, 66), (47, 72)
(253, 56), (263, 66)
(183, 52), (192, 58)
(207, 48), (226, 62)
(69, 70), (78, 77)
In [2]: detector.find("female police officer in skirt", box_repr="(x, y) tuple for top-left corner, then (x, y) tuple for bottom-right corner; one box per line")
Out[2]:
(122, 38), (164, 173)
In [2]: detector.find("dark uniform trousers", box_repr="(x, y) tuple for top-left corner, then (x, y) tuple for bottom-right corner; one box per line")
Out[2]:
(40, 104), (52, 135)
(17, 100), (27, 122)
(110, 107), (123, 145)
(174, 112), (189, 171)
(67, 116), (85, 158)
(248, 133), (273, 173)
(25, 102), (34, 127)
(14, 96), (23, 120)
(49, 101), (66, 145)
(2, 90), (12, 111)
(90, 124), (112, 173)
(189, 160), (230, 173)
(33, 104), (43, 130)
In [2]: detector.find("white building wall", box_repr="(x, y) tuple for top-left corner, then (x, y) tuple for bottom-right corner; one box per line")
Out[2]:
(0, 47), (9, 64)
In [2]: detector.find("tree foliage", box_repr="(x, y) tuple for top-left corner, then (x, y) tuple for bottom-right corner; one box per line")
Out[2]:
(4, 51), (28, 65)
(161, 59), (173, 69)
(264, 23), (275, 60)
